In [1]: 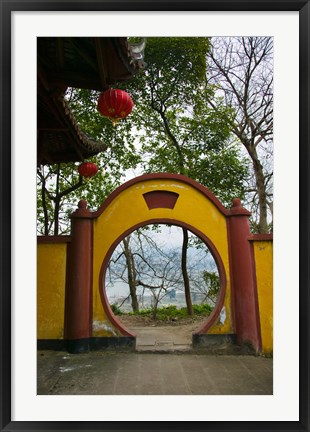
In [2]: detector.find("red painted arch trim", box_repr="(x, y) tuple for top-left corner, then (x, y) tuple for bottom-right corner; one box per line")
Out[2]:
(93, 173), (230, 218)
(143, 190), (179, 209)
(248, 234), (273, 241)
(37, 235), (71, 244)
(249, 240), (263, 352)
(98, 218), (227, 338)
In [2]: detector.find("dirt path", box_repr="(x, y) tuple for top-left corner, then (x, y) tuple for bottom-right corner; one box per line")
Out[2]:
(118, 313), (208, 329)
(117, 314), (208, 350)
(117, 314), (259, 356)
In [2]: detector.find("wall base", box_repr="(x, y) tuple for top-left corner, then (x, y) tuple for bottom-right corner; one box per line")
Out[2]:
(192, 333), (258, 355)
(193, 333), (236, 348)
(38, 337), (136, 354)
(37, 339), (68, 351)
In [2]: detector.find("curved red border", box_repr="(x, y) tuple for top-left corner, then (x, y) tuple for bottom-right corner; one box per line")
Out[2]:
(98, 218), (227, 338)
(37, 235), (71, 244)
(248, 234), (273, 241)
(93, 173), (230, 218)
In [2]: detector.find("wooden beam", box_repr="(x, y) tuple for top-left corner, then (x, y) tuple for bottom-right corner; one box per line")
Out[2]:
(57, 37), (65, 69)
(45, 70), (102, 91)
(95, 38), (108, 90)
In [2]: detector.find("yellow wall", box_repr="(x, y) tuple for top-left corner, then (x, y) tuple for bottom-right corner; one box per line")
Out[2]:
(92, 178), (233, 336)
(36, 183), (273, 354)
(253, 240), (273, 354)
(37, 243), (67, 339)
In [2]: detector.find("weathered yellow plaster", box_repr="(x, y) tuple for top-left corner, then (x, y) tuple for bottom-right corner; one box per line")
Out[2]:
(92, 178), (233, 336)
(253, 241), (273, 354)
(92, 320), (121, 337)
(37, 243), (67, 339)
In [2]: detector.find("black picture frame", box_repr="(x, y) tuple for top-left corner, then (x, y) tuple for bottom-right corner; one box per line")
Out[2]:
(1, 1), (309, 431)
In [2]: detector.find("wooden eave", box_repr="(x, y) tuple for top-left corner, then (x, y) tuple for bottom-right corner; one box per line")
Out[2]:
(37, 37), (143, 165)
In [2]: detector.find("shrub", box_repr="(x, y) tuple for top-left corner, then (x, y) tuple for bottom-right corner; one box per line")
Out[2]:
(125, 303), (213, 320)
(193, 303), (213, 315)
(111, 303), (122, 315)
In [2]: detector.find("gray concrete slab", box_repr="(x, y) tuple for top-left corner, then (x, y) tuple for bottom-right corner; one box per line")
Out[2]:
(132, 324), (194, 352)
(37, 351), (273, 395)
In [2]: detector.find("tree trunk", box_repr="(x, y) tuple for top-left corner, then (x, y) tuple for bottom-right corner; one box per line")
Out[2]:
(41, 173), (49, 236)
(123, 237), (139, 312)
(53, 198), (60, 236)
(208, 37), (273, 234)
(152, 108), (193, 312)
(249, 145), (269, 233)
(151, 293), (160, 319)
(53, 164), (61, 236)
(38, 163), (84, 236)
(181, 228), (193, 315)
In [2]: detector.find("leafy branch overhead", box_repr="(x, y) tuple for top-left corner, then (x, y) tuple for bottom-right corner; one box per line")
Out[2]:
(37, 36), (272, 235)
(36, 37), (273, 320)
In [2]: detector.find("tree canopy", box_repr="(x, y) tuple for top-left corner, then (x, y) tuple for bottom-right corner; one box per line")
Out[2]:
(37, 37), (272, 235)
(207, 36), (273, 232)
(123, 37), (249, 207)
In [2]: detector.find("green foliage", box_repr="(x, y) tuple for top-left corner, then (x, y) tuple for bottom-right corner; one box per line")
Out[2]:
(138, 37), (210, 106)
(123, 37), (249, 207)
(111, 303), (122, 315)
(193, 303), (213, 315)
(36, 159), (125, 235)
(37, 37), (250, 234)
(202, 270), (220, 303)
(67, 88), (142, 181)
(37, 162), (82, 235)
(126, 303), (213, 320)
(37, 87), (142, 234)
(250, 219), (273, 234)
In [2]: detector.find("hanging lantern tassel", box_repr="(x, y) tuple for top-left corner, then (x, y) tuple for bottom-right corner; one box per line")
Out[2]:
(97, 88), (134, 126)
(78, 162), (99, 181)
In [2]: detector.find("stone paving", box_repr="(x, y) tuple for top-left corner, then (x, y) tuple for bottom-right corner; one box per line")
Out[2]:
(37, 351), (272, 395)
(37, 325), (273, 396)
(133, 324), (193, 352)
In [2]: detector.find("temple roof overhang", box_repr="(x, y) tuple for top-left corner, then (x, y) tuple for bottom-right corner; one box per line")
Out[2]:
(37, 37), (145, 165)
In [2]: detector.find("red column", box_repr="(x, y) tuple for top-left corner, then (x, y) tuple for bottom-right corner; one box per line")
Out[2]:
(228, 198), (262, 352)
(65, 200), (93, 353)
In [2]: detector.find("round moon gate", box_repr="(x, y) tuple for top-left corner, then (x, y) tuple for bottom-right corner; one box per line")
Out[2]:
(66, 173), (262, 353)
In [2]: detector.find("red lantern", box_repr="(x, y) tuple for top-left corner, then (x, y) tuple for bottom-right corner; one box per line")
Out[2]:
(78, 162), (98, 179)
(97, 88), (134, 126)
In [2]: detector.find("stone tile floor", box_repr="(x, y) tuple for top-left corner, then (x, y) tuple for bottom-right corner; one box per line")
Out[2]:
(38, 325), (272, 395)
